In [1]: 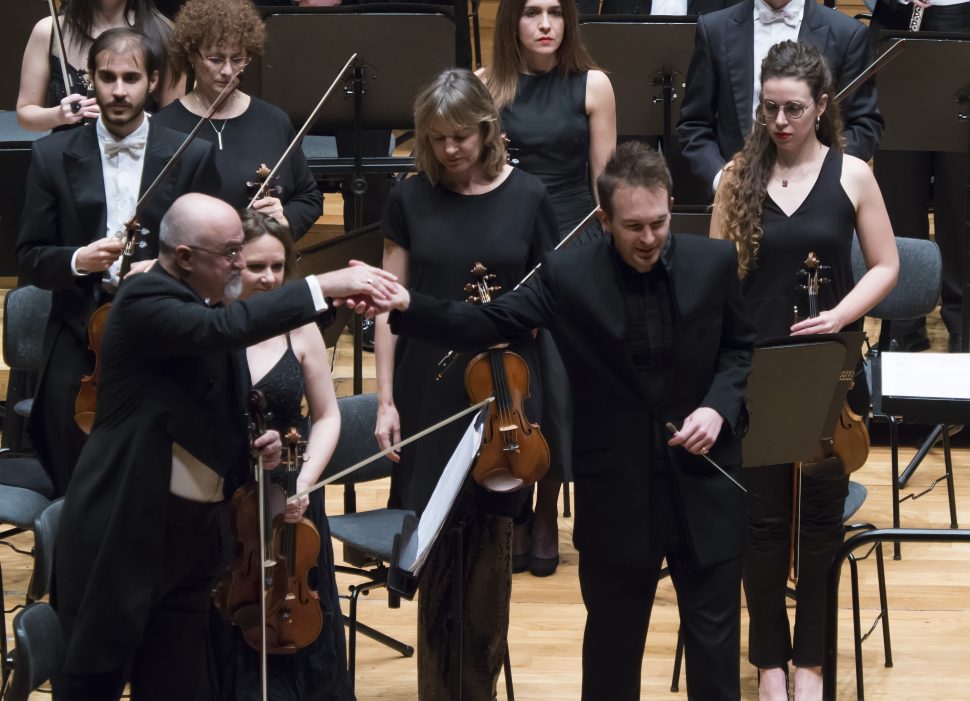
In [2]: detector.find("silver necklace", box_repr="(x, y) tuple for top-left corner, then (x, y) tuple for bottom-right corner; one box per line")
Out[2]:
(194, 91), (232, 150)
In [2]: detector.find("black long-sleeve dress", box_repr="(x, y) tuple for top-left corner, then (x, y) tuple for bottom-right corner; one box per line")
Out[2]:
(153, 98), (322, 240)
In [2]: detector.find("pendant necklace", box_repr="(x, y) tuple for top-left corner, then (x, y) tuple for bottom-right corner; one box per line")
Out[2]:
(195, 90), (232, 150)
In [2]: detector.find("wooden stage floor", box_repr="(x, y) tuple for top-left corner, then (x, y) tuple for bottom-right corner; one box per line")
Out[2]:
(5, 323), (968, 700)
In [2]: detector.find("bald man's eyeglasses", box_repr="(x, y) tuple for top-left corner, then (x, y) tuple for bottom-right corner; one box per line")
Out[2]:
(188, 245), (241, 261)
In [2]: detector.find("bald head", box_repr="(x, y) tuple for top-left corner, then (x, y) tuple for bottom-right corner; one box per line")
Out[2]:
(159, 194), (246, 304)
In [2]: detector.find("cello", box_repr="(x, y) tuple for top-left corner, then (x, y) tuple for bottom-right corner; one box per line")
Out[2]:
(461, 263), (550, 492)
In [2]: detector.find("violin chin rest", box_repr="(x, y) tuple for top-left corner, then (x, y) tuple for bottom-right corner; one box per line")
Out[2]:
(231, 604), (263, 630)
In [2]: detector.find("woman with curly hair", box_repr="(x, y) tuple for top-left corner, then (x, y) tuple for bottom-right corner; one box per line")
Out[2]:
(711, 40), (897, 701)
(153, 0), (321, 240)
(17, 0), (180, 131)
(478, 0), (616, 578)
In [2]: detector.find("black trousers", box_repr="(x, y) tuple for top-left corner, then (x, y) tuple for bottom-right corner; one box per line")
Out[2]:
(742, 466), (848, 668)
(578, 472), (742, 701)
(870, 2), (970, 337)
(59, 497), (225, 701)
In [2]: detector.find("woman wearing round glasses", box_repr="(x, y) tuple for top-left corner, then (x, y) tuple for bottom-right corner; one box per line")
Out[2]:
(711, 41), (897, 701)
(153, 0), (321, 240)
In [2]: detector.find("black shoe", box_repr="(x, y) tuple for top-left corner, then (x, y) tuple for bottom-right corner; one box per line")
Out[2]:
(948, 334), (963, 353)
(888, 327), (930, 352)
(361, 318), (375, 352)
(512, 553), (530, 573)
(528, 554), (559, 577)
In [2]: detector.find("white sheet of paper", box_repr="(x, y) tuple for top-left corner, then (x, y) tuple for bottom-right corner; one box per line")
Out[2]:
(881, 352), (970, 400)
(398, 408), (486, 576)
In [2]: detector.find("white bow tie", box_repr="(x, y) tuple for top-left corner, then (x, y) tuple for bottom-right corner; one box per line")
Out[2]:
(104, 137), (146, 158)
(758, 4), (800, 27)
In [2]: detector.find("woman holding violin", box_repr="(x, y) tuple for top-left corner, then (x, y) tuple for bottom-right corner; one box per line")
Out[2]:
(374, 68), (557, 700)
(152, 0), (321, 240)
(710, 41), (897, 701)
(206, 210), (353, 701)
(17, 0), (180, 132)
(480, 0), (616, 576)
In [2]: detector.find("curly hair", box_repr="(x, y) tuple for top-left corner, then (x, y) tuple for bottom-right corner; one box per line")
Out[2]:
(714, 40), (844, 278)
(241, 210), (300, 283)
(169, 0), (266, 76)
(413, 69), (507, 186)
(485, 0), (598, 110)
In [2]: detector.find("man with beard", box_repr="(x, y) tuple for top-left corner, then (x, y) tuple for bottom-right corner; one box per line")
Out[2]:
(54, 193), (398, 700)
(16, 27), (220, 497)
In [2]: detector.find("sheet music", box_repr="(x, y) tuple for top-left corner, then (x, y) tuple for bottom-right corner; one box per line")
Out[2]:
(398, 409), (486, 576)
(882, 352), (970, 400)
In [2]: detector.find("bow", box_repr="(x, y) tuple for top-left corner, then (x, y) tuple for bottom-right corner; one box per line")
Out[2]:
(103, 137), (146, 158)
(757, 2), (800, 28)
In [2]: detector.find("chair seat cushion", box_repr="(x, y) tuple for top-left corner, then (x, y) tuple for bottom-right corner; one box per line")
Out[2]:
(0, 485), (51, 529)
(0, 457), (55, 499)
(843, 481), (868, 522)
(328, 509), (414, 563)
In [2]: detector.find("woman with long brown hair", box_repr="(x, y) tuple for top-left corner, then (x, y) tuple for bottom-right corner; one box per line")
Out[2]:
(711, 40), (897, 701)
(17, 0), (180, 131)
(479, 0), (616, 577)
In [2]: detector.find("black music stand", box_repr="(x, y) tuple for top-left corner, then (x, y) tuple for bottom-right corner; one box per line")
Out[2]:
(743, 332), (866, 472)
(578, 16), (706, 203)
(296, 222), (383, 395)
(874, 32), (970, 488)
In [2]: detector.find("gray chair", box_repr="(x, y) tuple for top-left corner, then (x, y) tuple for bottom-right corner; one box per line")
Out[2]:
(27, 499), (63, 604)
(2, 602), (62, 701)
(325, 393), (415, 690)
(1, 285), (54, 497)
(852, 237), (958, 558)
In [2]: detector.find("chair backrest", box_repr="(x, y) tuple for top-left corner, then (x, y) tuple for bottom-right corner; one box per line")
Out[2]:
(4, 602), (62, 701)
(324, 393), (394, 485)
(2, 286), (52, 371)
(27, 499), (63, 603)
(851, 236), (941, 321)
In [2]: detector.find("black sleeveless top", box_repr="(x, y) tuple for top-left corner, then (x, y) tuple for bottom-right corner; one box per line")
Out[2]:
(251, 334), (307, 436)
(742, 148), (857, 342)
(500, 71), (597, 239)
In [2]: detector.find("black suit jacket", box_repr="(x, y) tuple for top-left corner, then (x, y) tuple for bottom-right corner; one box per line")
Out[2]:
(55, 265), (321, 674)
(15, 120), (220, 494)
(391, 236), (755, 569)
(677, 0), (883, 190)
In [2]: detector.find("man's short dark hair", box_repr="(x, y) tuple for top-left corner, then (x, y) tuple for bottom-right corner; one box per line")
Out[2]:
(88, 27), (160, 78)
(596, 141), (673, 218)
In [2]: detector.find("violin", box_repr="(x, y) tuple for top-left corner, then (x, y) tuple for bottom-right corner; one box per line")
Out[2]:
(261, 426), (324, 653)
(246, 163), (283, 203)
(462, 263), (550, 492)
(795, 252), (870, 475)
(74, 220), (147, 434)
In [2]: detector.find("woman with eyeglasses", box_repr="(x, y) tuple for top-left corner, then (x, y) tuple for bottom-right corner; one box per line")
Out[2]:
(17, 0), (181, 132)
(153, 0), (321, 240)
(710, 40), (897, 701)
(202, 210), (354, 701)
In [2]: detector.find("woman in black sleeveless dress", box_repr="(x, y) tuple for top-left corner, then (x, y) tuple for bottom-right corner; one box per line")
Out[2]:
(480, 0), (616, 576)
(711, 41), (898, 701)
(205, 211), (354, 701)
(17, 0), (179, 132)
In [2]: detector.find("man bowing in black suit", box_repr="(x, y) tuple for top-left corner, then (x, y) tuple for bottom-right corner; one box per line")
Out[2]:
(16, 27), (221, 497)
(55, 193), (396, 701)
(677, 0), (883, 198)
(387, 141), (756, 700)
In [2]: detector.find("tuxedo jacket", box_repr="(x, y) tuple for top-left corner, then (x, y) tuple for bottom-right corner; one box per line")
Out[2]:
(677, 0), (883, 189)
(391, 235), (756, 569)
(15, 121), (220, 493)
(55, 265), (321, 674)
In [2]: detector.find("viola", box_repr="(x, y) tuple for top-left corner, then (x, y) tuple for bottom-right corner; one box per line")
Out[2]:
(461, 263), (550, 492)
